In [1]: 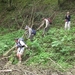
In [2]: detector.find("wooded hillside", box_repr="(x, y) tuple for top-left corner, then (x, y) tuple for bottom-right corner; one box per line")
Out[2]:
(0, 0), (75, 75)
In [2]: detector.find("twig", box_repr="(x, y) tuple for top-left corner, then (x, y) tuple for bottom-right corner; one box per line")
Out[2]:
(0, 69), (20, 72)
(0, 56), (11, 61)
(31, 17), (34, 28)
(18, 66), (36, 75)
(48, 58), (65, 71)
(13, 7), (25, 28)
(0, 69), (12, 72)
(14, 18), (20, 27)
(19, 15), (28, 31)
(3, 45), (15, 57)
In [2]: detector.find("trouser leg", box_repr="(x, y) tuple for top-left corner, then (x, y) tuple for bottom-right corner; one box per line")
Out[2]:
(65, 22), (68, 30)
(68, 21), (70, 30)
(43, 25), (50, 35)
(30, 34), (34, 41)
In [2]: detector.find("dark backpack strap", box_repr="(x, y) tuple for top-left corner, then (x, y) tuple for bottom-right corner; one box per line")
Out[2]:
(17, 41), (24, 48)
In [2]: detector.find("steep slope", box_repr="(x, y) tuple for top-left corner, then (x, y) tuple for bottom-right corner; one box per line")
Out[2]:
(0, 0), (75, 75)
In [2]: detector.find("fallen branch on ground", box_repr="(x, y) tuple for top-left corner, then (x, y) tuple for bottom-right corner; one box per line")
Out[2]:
(0, 69), (20, 72)
(3, 45), (15, 57)
(0, 56), (11, 61)
(48, 58), (65, 71)
(0, 69), (12, 72)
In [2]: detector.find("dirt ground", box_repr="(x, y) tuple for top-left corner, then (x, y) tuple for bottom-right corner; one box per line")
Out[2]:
(0, 57), (75, 75)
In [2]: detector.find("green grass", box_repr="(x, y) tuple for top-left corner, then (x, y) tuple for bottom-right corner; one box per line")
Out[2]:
(23, 26), (75, 71)
(0, 17), (75, 71)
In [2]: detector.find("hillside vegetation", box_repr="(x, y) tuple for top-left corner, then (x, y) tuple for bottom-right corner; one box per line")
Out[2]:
(0, 0), (75, 72)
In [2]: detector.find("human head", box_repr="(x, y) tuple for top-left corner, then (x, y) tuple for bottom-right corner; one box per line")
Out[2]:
(25, 25), (29, 30)
(67, 11), (70, 15)
(14, 38), (18, 43)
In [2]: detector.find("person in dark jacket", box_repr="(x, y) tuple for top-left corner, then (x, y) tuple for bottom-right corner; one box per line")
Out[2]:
(65, 12), (71, 30)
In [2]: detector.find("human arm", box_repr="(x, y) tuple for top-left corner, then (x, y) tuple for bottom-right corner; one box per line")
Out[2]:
(45, 19), (49, 28)
(41, 20), (45, 27)
(36, 20), (45, 30)
(65, 15), (71, 22)
(25, 44), (28, 48)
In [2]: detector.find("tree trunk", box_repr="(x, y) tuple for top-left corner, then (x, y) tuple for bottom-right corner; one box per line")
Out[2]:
(58, 0), (60, 7)
(8, 0), (12, 7)
(9, 0), (12, 7)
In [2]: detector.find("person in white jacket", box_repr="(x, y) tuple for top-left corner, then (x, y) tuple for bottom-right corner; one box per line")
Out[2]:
(42, 17), (50, 36)
(15, 38), (28, 63)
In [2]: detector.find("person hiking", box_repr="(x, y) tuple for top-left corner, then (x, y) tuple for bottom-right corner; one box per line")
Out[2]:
(25, 25), (36, 41)
(15, 38), (28, 63)
(41, 17), (51, 36)
(65, 11), (71, 30)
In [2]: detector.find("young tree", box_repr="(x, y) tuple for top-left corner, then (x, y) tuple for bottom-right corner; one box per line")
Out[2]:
(8, 0), (12, 7)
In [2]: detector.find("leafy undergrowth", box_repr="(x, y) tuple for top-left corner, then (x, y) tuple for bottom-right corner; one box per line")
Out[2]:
(24, 27), (75, 71)
(0, 26), (75, 71)
(0, 0), (75, 72)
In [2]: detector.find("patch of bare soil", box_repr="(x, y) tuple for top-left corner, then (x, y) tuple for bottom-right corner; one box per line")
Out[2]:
(0, 57), (75, 75)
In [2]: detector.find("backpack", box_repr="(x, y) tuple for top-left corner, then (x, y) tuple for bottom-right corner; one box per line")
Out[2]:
(18, 38), (25, 45)
(47, 18), (52, 24)
(31, 29), (36, 35)
(18, 38), (24, 42)
(17, 38), (25, 47)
